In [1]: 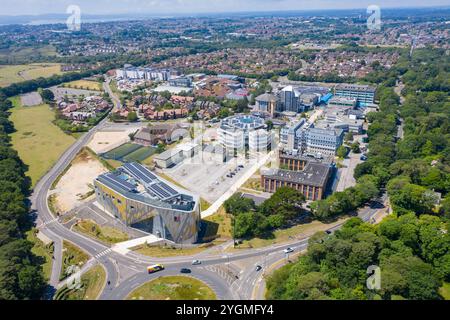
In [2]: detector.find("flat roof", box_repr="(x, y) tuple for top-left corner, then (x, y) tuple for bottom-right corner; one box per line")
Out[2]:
(262, 162), (331, 188)
(96, 162), (197, 212)
(335, 83), (376, 93)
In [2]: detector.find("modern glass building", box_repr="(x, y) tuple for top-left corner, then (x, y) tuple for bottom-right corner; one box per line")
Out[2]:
(94, 162), (200, 244)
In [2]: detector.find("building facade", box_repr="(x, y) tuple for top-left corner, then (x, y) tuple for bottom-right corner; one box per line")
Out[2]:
(94, 163), (200, 243)
(334, 84), (376, 105)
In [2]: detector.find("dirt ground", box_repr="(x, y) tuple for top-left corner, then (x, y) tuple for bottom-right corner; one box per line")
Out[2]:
(87, 129), (137, 154)
(54, 150), (108, 212)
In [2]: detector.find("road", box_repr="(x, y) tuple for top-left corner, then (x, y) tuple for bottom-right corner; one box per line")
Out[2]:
(103, 77), (122, 110)
(31, 83), (385, 300)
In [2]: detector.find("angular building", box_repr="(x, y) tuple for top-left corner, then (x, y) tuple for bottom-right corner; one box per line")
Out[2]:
(255, 93), (279, 117)
(94, 162), (200, 244)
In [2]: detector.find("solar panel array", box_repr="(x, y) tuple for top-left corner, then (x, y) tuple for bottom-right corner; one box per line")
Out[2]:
(101, 173), (136, 192)
(122, 163), (157, 184)
(149, 182), (178, 200)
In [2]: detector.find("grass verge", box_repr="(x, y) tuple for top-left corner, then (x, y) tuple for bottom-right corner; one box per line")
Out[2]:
(60, 240), (90, 281)
(54, 264), (106, 300)
(73, 219), (129, 245)
(27, 229), (54, 281)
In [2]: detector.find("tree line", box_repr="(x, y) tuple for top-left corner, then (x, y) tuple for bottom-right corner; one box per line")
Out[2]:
(266, 47), (450, 300)
(0, 94), (46, 299)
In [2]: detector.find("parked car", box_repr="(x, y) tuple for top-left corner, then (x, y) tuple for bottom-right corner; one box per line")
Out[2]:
(180, 268), (192, 274)
(192, 260), (201, 265)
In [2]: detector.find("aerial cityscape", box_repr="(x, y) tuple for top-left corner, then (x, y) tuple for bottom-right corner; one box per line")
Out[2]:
(0, 0), (449, 307)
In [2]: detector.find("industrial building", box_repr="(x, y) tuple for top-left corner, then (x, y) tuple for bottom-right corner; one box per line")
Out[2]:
(94, 162), (200, 243)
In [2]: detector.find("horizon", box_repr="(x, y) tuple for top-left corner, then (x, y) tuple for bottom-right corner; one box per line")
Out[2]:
(0, 0), (449, 16)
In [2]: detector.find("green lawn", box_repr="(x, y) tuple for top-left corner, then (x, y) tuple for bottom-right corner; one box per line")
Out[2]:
(60, 241), (90, 281)
(127, 276), (216, 300)
(9, 101), (75, 186)
(54, 265), (106, 300)
(73, 219), (129, 245)
(133, 242), (216, 258)
(61, 80), (103, 91)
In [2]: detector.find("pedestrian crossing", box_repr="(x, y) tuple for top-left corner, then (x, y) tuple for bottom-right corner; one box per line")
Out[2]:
(94, 248), (112, 259)
(36, 217), (59, 229)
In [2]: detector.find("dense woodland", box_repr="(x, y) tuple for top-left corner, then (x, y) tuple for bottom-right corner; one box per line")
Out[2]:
(266, 48), (450, 300)
(0, 94), (46, 299)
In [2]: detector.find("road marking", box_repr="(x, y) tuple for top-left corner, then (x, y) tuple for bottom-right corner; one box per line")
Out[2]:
(94, 248), (112, 259)
(36, 217), (59, 229)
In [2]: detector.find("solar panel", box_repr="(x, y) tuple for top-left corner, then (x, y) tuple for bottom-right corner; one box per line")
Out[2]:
(101, 173), (136, 192)
(159, 182), (179, 197)
(123, 163), (157, 184)
(149, 183), (171, 199)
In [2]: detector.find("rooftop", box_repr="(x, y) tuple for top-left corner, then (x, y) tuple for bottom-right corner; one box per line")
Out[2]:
(262, 162), (331, 188)
(220, 115), (266, 132)
(96, 162), (197, 212)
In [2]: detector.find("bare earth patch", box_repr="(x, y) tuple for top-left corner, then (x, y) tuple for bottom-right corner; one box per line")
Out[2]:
(87, 129), (138, 154)
(54, 149), (108, 212)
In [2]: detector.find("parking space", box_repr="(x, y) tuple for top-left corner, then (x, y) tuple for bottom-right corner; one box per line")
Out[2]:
(163, 153), (254, 203)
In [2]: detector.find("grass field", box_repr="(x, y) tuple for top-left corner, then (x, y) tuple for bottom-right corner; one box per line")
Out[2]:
(202, 206), (233, 241)
(0, 63), (63, 87)
(54, 265), (106, 300)
(61, 241), (90, 281)
(9, 101), (75, 186)
(73, 219), (129, 245)
(123, 146), (157, 162)
(127, 276), (217, 300)
(102, 143), (142, 160)
(133, 242), (215, 258)
(62, 80), (103, 91)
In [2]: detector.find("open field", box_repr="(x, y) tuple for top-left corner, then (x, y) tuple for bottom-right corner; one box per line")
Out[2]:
(202, 206), (233, 241)
(61, 241), (90, 281)
(62, 80), (103, 91)
(0, 63), (63, 87)
(53, 148), (108, 212)
(87, 129), (139, 154)
(54, 265), (106, 300)
(9, 101), (75, 186)
(73, 219), (129, 245)
(127, 276), (217, 300)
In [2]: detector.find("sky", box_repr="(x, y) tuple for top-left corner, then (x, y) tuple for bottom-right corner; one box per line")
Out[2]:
(0, 0), (448, 16)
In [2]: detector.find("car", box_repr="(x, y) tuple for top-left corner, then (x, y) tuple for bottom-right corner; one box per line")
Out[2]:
(283, 247), (294, 254)
(326, 230), (333, 235)
(238, 165), (244, 169)
(360, 155), (368, 161)
(192, 260), (201, 265)
(147, 264), (164, 274)
(180, 268), (192, 274)
(255, 265), (262, 272)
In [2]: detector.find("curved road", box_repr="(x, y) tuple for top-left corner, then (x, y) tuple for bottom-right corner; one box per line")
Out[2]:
(32, 105), (385, 301)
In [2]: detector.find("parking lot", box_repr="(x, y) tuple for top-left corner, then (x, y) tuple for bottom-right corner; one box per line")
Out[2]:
(163, 153), (254, 203)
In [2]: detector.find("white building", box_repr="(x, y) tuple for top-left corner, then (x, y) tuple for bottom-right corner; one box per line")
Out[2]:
(218, 115), (271, 153)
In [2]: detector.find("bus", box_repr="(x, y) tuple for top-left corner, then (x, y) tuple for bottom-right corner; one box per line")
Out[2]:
(147, 264), (165, 274)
